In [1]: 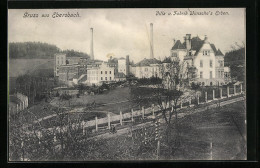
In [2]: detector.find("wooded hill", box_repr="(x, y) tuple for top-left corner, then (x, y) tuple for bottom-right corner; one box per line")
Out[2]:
(9, 42), (90, 59)
(224, 46), (245, 81)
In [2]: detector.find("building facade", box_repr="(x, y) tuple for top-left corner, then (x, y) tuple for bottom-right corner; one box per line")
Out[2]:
(87, 62), (115, 86)
(171, 34), (228, 86)
(54, 53), (66, 77)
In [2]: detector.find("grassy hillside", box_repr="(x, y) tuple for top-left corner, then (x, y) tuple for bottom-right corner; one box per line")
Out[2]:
(9, 59), (54, 78)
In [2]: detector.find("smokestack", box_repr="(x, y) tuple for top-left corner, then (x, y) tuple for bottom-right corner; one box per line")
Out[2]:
(150, 23), (154, 59)
(126, 55), (130, 76)
(90, 28), (94, 60)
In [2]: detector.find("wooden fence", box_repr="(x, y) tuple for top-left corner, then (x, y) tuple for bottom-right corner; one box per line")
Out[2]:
(27, 84), (244, 138)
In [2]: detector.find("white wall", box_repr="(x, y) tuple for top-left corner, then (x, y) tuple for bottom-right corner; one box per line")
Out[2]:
(118, 59), (126, 75)
(135, 64), (160, 78)
(194, 43), (216, 79)
(87, 62), (115, 85)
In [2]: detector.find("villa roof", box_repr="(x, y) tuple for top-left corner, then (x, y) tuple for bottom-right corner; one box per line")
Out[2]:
(172, 36), (219, 56)
(135, 58), (161, 66)
(216, 49), (224, 56)
(171, 40), (186, 50)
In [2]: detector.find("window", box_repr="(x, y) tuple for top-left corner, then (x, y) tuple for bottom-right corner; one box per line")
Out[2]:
(110, 71), (111, 74)
(210, 71), (212, 79)
(210, 60), (213, 68)
(200, 60), (203, 67)
(105, 71), (107, 74)
(105, 77), (107, 80)
(200, 71), (203, 78)
(203, 50), (210, 55)
(220, 61), (224, 67)
(101, 71), (103, 74)
(110, 77), (111, 80)
(101, 77), (103, 80)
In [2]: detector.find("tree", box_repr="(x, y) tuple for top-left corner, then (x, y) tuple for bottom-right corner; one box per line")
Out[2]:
(129, 57), (190, 148)
(225, 42), (245, 82)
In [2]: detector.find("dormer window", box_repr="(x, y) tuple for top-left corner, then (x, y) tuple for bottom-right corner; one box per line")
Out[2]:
(203, 50), (210, 56)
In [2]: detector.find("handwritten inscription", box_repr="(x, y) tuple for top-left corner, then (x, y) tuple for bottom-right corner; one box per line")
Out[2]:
(23, 11), (80, 18)
(156, 10), (229, 16)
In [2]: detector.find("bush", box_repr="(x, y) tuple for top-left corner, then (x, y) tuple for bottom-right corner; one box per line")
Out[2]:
(60, 94), (72, 100)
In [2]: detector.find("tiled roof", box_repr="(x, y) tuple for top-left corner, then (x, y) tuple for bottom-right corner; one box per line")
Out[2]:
(135, 58), (161, 66)
(216, 49), (224, 56)
(190, 37), (204, 56)
(172, 36), (220, 56)
(210, 44), (218, 54)
(171, 40), (186, 50)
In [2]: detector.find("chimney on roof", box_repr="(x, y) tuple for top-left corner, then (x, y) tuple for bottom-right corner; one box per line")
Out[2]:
(185, 34), (191, 51)
(204, 35), (209, 43)
(173, 38), (176, 46)
(90, 28), (94, 60)
(150, 23), (154, 59)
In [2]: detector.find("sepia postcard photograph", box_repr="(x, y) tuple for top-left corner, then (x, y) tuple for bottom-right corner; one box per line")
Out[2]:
(8, 8), (246, 161)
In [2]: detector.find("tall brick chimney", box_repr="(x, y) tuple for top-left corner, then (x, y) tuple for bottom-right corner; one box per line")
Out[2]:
(126, 55), (130, 76)
(90, 28), (94, 60)
(150, 23), (154, 59)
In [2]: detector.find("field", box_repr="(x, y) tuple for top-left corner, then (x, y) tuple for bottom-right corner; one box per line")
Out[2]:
(8, 58), (54, 92)
(50, 87), (142, 115)
(9, 58), (54, 78)
(78, 101), (246, 160)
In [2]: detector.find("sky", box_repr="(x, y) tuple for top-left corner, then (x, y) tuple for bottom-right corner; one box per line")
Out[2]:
(8, 8), (245, 62)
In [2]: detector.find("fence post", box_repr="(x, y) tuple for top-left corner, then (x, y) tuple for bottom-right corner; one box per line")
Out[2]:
(227, 86), (230, 97)
(210, 141), (213, 160)
(108, 113), (111, 130)
(205, 91), (208, 103)
(189, 97), (192, 106)
(20, 102), (22, 111)
(82, 123), (85, 135)
(220, 88), (223, 99)
(131, 109), (134, 122)
(53, 132), (57, 143)
(213, 90), (215, 100)
(16, 104), (19, 112)
(162, 102), (165, 109)
(240, 83), (243, 94)
(95, 116), (98, 132)
(152, 104), (155, 116)
(180, 100), (183, 109)
(120, 111), (123, 125)
(197, 93), (200, 105)
(142, 106), (145, 119)
(234, 84), (236, 95)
